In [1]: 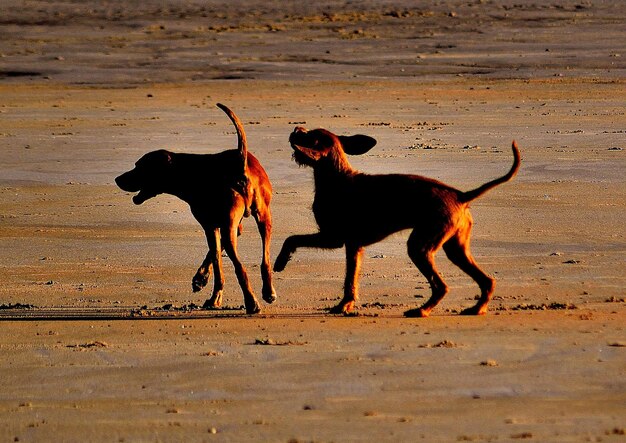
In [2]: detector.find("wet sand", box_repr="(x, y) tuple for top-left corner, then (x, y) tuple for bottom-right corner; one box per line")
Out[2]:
(1, 1), (625, 441)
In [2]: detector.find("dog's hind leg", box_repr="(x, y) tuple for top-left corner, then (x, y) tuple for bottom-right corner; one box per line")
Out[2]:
(443, 229), (495, 316)
(200, 228), (225, 309)
(222, 220), (261, 314)
(329, 245), (363, 314)
(254, 208), (277, 304)
(404, 230), (449, 318)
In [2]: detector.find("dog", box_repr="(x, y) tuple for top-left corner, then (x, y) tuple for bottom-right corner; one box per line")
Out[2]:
(115, 103), (276, 314)
(274, 126), (520, 317)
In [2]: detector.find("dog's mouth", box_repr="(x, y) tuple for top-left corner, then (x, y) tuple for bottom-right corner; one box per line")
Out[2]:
(291, 143), (313, 167)
(130, 188), (158, 205)
(289, 128), (323, 166)
(116, 171), (158, 205)
(115, 174), (139, 192)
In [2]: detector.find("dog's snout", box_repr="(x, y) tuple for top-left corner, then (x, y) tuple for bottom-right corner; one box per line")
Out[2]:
(114, 174), (126, 187)
(290, 126), (307, 144)
(115, 173), (127, 188)
(115, 169), (141, 192)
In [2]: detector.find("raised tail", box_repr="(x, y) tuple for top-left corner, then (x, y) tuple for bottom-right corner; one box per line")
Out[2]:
(216, 103), (248, 173)
(460, 141), (521, 203)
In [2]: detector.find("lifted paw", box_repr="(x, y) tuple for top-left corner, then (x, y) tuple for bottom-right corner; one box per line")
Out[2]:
(263, 291), (277, 304)
(192, 274), (208, 293)
(273, 255), (289, 272)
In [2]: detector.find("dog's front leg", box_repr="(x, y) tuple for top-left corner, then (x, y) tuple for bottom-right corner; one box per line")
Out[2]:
(329, 245), (363, 314)
(274, 233), (343, 272)
(198, 228), (224, 309)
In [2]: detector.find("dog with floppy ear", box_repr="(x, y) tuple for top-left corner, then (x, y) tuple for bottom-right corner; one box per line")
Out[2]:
(115, 103), (276, 314)
(274, 126), (520, 317)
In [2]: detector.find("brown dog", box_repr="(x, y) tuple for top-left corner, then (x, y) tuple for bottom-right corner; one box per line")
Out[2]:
(115, 103), (276, 314)
(274, 126), (520, 317)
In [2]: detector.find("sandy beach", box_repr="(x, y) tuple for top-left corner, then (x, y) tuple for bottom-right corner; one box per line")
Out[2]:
(1, 1), (625, 441)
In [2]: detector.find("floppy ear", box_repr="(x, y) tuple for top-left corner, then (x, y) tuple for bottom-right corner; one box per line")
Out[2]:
(338, 135), (377, 155)
(156, 150), (173, 165)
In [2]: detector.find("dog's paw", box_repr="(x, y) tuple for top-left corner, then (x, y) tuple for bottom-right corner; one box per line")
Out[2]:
(202, 291), (223, 309)
(328, 301), (355, 315)
(192, 275), (208, 292)
(202, 300), (222, 310)
(403, 307), (430, 318)
(460, 305), (488, 316)
(263, 290), (277, 304)
(192, 274), (208, 293)
(202, 300), (218, 310)
(245, 302), (261, 315)
(273, 255), (289, 272)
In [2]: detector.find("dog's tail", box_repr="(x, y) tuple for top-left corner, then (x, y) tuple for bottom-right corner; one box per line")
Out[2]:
(216, 103), (248, 173)
(460, 141), (521, 203)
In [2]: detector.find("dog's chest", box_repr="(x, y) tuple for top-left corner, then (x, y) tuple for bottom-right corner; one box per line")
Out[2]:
(312, 187), (351, 230)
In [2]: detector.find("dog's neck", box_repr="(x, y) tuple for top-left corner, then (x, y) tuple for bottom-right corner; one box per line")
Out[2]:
(312, 150), (358, 192)
(161, 154), (206, 203)
(165, 153), (239, 204)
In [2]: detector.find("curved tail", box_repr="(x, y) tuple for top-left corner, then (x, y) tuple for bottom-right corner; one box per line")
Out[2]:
(460, 141), (521, 203)
(216, 103), (248, 173)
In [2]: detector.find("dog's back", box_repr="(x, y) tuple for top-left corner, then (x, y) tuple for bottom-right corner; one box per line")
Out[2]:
(313, 172), (462, 245)
(166, 151), (271, 229)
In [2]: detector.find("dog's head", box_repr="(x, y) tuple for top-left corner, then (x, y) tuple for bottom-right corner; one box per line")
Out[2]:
(289, 126), (377, 167)
(115, 150), (173, 205)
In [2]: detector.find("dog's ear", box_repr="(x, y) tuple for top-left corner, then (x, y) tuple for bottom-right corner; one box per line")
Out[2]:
(138, 149), (173, 168)
(155, 149), (173, 164)
(338, 135), (377, 155)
